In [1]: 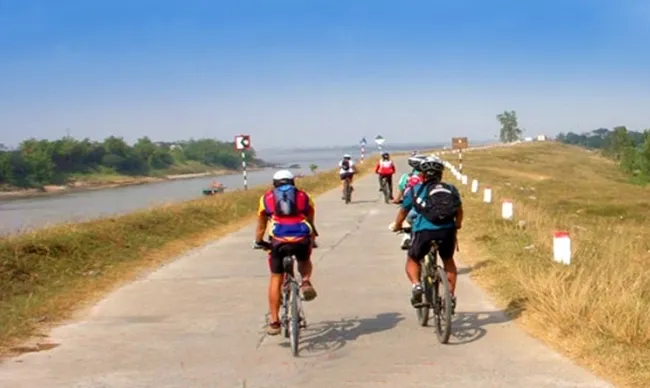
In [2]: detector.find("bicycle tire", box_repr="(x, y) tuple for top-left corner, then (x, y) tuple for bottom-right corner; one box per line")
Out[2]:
(344, 178), (351, 204)
(381, 178), (390, 204)
(289, 282), (300, 356)
(416, 259), (432, 326)
(433, 265), (453, 344)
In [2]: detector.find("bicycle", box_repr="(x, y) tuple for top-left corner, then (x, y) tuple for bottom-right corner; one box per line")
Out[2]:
(379, 176), (391, 204)
(342, 175), (353, 204)
(253, 240), (307, 357)
(394, 227), (454, 344)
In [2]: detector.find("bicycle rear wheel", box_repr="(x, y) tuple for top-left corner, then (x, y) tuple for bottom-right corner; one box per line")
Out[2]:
(433, 266), (453, 344)
(382, 178), (390, 204)
(289, 282), (301, 356)
(344, 179), (351, 204)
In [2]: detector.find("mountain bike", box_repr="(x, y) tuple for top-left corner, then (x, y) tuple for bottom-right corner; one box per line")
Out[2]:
(254, 240), (307, 357)
(394, 228), (454, 344)
(379, 176), (391, 204)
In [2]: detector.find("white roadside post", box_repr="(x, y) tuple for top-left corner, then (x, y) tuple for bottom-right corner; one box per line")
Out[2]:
(461, 175), (468, 185)
(234, 134), (252, 190)
(483, 186), (492, 203)
(501, 199), (514, 220)
(471, 179), (479, 193)
(553, 231), (572, 265)
(360, 137), (366, 163)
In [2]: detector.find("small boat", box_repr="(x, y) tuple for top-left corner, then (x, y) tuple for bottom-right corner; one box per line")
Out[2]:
(203, 181), (226, 195)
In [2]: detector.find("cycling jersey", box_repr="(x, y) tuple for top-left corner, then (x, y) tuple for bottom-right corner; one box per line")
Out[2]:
(339, 159), (355, 175)
(375, 160), (396, 175)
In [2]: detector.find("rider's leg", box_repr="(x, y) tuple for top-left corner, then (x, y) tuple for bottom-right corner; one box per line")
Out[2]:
(377, 174), (383, 191)
(438, 229), (459, 296)
(406, 231), (428, 305)
(388, 175), (394, 198)
(296, 239), (317, 301)
(267, 250), (284, 334)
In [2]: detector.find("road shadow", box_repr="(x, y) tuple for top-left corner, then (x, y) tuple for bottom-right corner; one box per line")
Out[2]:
(350, 199), (379, 205)
(457, 260), (491, 275)
(449, 297), (527, 345)
(290, 312), (404, 357)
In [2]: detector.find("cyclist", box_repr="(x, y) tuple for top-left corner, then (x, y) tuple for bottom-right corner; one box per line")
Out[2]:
(338, 154), (356, 199)
(393, 155), (426, 249)
(390, 155), (463, 313)
(375, 152), (396, 199)
(254, 170), (318, 335)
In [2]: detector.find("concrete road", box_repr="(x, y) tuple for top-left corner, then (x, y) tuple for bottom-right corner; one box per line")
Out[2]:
(0, 163), (612, 388)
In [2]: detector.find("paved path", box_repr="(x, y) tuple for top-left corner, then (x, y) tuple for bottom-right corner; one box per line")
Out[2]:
(0, 162), (612, 387)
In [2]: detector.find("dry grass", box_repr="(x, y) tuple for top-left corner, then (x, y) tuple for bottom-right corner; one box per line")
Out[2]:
(0, 157), (380, 354)
(448, 142), (650, 387)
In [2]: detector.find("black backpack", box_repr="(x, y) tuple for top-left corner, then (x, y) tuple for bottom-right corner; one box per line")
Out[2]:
(411, 181), (460, 225)
(341, 160), (350, 171)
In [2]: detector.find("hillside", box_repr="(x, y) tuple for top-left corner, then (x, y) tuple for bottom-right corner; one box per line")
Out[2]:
(450, 142), (650, 388)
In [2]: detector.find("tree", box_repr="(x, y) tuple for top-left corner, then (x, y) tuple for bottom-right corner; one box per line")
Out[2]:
(309, 164), (318, 173)
(497, 111), (523, 143)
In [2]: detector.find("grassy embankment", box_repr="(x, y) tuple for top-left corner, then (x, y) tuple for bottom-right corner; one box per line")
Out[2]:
(449, 142), (650, 388)
(0, 161), (247, 199)
(0, 157), (379, 354)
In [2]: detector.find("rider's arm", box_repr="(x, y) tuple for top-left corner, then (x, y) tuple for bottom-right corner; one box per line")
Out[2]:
(306, 194), (316, 230)
(255, 196), (269, 242)
(452, 185), (463, 229)
(394, 187), (414, 228)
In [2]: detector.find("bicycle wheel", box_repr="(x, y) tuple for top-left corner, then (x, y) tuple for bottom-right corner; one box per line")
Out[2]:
(289, 282), (301, 356)
(416, 259), (432, 326)
(382, 178), (390, 204)
(433, 265), (453, 344)
(344, 179), (351, 204)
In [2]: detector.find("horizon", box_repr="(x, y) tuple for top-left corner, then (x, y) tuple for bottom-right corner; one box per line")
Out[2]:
(1, 0), (649, 149)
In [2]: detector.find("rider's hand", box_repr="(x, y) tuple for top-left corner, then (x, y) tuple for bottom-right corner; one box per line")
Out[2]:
(391, 223), (403, 232)
(392, 198), (402, 204)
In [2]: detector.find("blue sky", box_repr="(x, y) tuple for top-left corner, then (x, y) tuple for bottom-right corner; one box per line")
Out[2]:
(1, 0), (649, 149)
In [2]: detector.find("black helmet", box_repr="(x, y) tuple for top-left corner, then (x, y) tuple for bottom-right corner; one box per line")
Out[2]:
(381, 152), (389, 160)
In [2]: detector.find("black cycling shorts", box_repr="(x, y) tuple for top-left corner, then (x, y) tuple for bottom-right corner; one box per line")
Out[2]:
(268, 238), (312, 274)
(339, 172), (354, 180)
(407, 228), (457, 262)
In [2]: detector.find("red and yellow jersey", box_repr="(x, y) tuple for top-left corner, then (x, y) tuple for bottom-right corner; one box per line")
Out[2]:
(258, 188), (315, 242)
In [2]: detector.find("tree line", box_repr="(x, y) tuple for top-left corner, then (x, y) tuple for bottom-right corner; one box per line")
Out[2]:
(0, 136), (261, 189)
(557, 127), (650, 179)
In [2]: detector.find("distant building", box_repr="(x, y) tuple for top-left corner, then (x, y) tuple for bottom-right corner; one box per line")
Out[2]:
(536, 135), (547, 141)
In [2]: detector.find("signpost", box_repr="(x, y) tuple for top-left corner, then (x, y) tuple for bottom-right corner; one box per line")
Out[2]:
(374, 135), (386, 153)
(360, 137), (367, 163)
(451, 137), (468, 173)
(234, 135), (252, 190)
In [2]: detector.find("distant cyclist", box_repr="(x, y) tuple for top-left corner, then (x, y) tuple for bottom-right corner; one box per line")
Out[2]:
(254, 170), (318, 335)
(338, 154), (356, 199)
(393, 155), (426, 249)
(374, 152), (396, 199)
(390, 155), (463, 313)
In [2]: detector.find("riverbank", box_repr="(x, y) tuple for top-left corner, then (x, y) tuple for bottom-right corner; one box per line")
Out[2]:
(0, 156), (379, 354)
(0, 168), (263, 201)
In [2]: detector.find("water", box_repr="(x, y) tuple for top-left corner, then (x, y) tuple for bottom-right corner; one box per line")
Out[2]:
(0, 144), (436, 235)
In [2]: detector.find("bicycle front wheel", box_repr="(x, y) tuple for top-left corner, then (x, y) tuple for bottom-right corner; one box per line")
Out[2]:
(416, 262), (432, 326)
(289, 283), (301, 356)
(433, 266), (453, 344)
(382, 180), (391, 204)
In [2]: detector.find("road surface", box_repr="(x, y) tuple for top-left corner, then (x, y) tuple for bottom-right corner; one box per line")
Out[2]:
(0, 161), (612, 388)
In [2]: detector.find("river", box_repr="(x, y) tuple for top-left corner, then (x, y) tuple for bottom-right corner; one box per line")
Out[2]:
(1, 144), (435, 236)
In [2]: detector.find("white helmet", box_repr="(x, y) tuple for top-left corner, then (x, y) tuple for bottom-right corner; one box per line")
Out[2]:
(418, 156), (445, 177)
(273, 169), (294, 181)
(343, 154), (351, 159)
